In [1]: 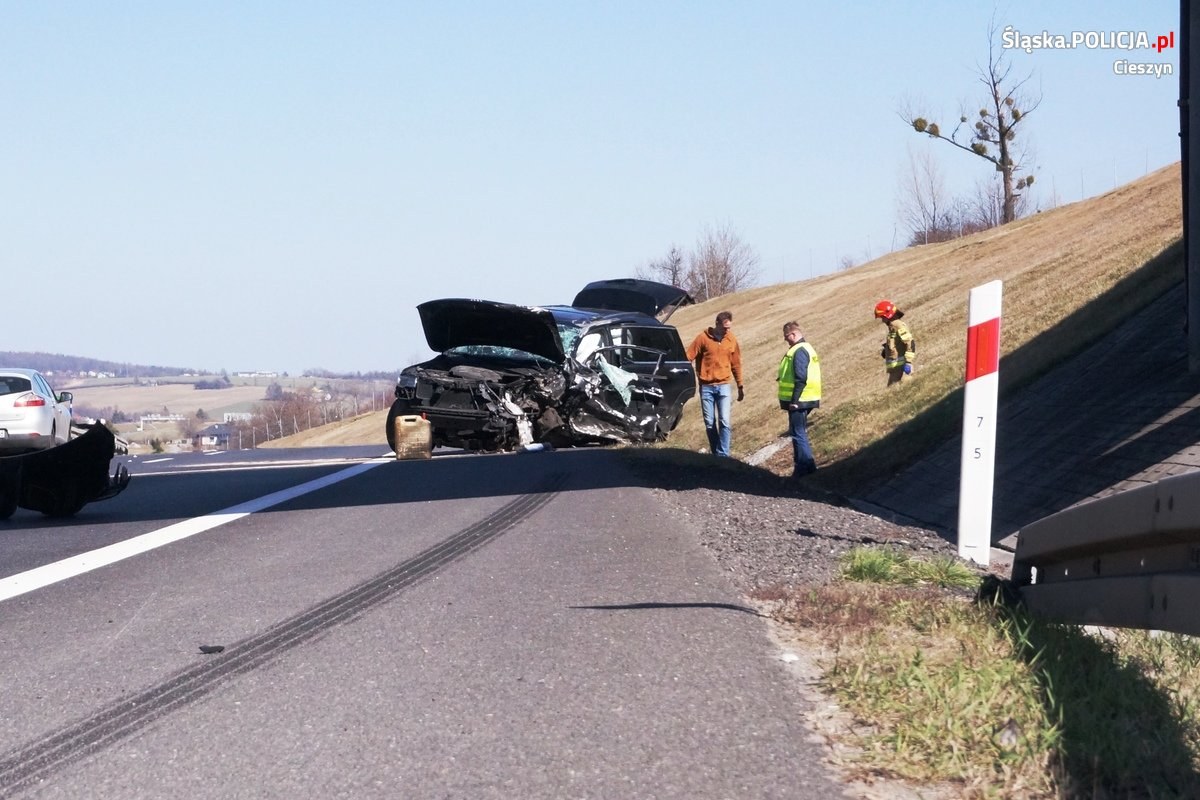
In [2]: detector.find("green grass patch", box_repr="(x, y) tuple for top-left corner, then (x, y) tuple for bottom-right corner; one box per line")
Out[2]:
(840, 546), (979, 589)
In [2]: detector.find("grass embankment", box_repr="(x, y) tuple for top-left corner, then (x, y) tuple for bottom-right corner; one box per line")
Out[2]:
(256, 408), (387, 448)
(663, 162), (1182, 495)
(761, 552), (1200, 798)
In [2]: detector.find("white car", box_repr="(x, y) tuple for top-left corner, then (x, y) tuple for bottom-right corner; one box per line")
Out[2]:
(0, 368), (73, 453)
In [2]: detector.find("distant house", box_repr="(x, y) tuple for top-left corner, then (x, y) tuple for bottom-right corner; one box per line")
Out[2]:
(194, 423), (233, 450)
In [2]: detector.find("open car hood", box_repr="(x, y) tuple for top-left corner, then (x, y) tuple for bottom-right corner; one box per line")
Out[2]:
(417, 299), (565, 362)
(572, 278), (694, 322)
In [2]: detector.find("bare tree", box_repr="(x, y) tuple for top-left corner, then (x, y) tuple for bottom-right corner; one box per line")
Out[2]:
(897, 145), (963, 245)
(180, 415), (200, 447)
(684, 222), (761, 302)
(901, 21), (1039, 224)
(963, 172), (1032, 232)
(635, 245), (687, 287)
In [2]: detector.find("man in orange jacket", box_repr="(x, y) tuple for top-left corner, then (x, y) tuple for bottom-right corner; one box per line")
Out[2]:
(685, 310), (744, 457)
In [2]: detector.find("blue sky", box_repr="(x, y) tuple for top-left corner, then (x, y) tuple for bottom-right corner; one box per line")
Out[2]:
(1, 2), (1181, 375)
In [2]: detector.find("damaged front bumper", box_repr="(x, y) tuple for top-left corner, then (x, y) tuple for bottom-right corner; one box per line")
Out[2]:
(397, 353), (668, 452)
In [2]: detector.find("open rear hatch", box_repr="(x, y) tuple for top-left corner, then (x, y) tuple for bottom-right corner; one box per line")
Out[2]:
(572, 278), (694, 322)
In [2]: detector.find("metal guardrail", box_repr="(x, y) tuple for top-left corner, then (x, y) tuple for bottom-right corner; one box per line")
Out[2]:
(71, 421), (129, 455)
(1011, 471), (1200, 636)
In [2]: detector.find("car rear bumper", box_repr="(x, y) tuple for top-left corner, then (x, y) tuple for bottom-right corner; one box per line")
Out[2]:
(0, 431), (56, 451)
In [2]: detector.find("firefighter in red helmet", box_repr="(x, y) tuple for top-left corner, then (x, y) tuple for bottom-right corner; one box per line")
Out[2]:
(875, 300), (916, 386)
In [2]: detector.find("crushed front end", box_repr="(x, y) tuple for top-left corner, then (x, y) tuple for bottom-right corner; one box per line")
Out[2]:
(390, 354), (669, 453)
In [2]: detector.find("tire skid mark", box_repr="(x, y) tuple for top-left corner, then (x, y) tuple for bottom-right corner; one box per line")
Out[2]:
(0, 472), (566, 797)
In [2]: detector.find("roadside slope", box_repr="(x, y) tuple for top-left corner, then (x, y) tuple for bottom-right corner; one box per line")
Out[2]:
(665, 162), (1182, 475)
(863, 278), (1200, 544)
(257, 408), (387, 448)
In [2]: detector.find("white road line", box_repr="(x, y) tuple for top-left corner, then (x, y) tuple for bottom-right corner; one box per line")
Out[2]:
(0, 457), (393, 603)
(129, 454), (395, 476)
(142, 457), (173, 464)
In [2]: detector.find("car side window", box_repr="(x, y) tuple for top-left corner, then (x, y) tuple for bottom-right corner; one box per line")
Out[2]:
(618, 326), (687, 362)
(608, 327), (637, 364)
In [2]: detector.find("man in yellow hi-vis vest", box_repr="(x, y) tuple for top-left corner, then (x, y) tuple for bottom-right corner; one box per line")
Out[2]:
(777, 321), (821, 478)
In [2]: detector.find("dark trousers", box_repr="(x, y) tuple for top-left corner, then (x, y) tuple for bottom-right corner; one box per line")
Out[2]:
(788, 407), (816, 476)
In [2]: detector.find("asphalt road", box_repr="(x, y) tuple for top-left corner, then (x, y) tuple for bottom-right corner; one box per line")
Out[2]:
(0, 446), (843, 799)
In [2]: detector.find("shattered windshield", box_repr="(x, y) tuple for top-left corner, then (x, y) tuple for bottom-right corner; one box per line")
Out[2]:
(557, 322), (584, 357)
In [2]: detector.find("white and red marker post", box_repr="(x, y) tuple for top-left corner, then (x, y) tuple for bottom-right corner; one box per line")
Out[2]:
(958, 280), (1003, 566)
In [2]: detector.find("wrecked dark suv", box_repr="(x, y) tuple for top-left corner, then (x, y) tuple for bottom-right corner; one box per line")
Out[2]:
(386, 279), (697, 453)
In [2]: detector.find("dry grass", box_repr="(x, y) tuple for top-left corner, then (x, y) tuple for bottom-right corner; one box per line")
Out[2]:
(664, 163), (1182, 492)
(257, 409), (388, 448)
(67, 382), (269, 418)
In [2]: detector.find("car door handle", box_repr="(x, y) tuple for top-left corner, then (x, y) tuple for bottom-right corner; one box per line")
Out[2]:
(668, 368), (690, 374)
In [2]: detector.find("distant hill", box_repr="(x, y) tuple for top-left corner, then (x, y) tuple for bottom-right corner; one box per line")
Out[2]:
(0, 353), (402, 383)
(0, 352), (199, 379)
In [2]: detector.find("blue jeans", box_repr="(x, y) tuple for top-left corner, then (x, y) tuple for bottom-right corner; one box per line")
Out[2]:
(788, 407), (816, 476)
(700, 383), (733, 457)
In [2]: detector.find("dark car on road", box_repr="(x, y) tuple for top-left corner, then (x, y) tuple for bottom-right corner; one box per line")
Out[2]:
(386, 279), (697, 453)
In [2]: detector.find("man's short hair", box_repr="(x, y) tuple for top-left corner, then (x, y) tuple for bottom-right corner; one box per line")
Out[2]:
(715, 311), (733, 324)
(783, 321), (801, 335)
